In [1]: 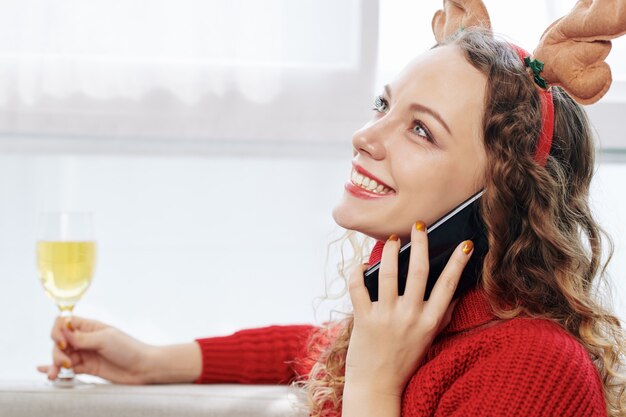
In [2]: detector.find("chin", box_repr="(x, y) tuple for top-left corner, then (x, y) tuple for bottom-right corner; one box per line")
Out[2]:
(331, 203), (387, 242)
(331, 201), (352, 230)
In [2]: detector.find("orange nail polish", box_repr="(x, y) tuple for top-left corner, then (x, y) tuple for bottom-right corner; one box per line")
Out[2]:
(388, 234), (399, 241)
(58, 341), (66, 350)
(415, 220), (426, 232)
(462, 240), (474, 255)
(62, 360), (71, 369)
(66, 321), (74, 331)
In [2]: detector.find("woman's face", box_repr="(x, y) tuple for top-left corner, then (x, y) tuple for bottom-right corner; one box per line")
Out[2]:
(332, 44), (488, 243)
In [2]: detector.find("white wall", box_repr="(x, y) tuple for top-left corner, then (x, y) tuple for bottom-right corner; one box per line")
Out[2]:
(0, 153), (624, 381)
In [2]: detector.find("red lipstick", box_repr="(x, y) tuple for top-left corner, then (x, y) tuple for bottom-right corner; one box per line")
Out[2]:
(345, 162), (396, 200)
(344, 181), (394, 199)
(351, 162), (394, 191)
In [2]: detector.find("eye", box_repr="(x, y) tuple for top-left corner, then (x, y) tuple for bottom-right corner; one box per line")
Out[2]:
(412, 120), (433, 142)
(372, 95), (388, 113)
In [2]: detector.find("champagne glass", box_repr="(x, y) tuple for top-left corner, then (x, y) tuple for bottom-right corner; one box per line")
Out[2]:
(36, 212), (96, 388)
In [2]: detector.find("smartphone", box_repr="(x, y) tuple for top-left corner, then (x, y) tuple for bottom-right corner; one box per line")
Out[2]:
(364, 189), (488, 302)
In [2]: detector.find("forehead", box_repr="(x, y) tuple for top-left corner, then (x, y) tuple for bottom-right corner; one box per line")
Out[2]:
(388, 44), (487, 138)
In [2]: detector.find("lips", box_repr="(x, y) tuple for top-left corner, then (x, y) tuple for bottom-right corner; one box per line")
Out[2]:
(344, 161), (396, 200)
(351, 161), (395, 192)
(344, 181), (394, 199)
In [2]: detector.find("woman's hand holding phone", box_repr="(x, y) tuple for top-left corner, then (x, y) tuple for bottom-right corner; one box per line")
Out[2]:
(342, 221), (473, 416)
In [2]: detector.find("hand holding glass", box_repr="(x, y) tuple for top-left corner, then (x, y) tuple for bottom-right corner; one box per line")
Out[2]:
(36, 212), (96, 387)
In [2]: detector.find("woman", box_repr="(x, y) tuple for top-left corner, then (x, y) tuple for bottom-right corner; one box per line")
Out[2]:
(38, 23), (626, 417)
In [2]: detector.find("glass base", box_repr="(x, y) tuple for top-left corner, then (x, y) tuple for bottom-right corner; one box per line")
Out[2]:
(53, 365), (92, 389)
(53, 377), (75, 388)
(52, 376), (91, 389)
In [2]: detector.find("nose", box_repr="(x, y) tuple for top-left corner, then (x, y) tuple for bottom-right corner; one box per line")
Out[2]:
(351, 122), (386, 160)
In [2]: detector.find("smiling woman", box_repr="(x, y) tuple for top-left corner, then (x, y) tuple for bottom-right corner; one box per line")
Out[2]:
(300, 3), (626, 414)
(36, 2), (626, 417)
(333, 44), (487, 244)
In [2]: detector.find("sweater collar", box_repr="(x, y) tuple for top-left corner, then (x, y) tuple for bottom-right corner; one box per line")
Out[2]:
(367, 240), (496, 334)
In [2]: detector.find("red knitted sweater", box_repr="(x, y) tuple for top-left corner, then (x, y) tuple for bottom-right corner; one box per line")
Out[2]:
(195, 241), (608, 416)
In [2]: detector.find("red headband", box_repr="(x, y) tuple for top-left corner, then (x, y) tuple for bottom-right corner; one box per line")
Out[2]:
(508, 43), (554, 167)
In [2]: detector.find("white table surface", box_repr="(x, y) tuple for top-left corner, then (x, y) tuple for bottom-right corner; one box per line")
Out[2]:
(0, 380), (309, 417)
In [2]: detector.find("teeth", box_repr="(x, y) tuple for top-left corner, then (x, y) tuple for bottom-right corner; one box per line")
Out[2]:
(350, 169), (392, 195)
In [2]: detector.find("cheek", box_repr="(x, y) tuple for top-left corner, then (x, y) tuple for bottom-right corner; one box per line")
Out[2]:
(394, 152), (450, 193)
(393, 156), (463, 222)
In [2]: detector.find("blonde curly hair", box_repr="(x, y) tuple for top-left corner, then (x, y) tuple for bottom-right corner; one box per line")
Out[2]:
(292, 27), (626, 417)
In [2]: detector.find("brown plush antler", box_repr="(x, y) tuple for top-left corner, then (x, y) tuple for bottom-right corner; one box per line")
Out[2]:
(533, 0), (626, 105)
(432, 0), (491, 43)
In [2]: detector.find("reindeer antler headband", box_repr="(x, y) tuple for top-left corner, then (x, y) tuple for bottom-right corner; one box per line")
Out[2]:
(432, 0), (626, 167)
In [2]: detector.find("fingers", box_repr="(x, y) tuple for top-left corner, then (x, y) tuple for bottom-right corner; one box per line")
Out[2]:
(50, 315), (95, 350)
(52, 344), (73, 370)
(426, 239), (473, 319)
(51, 316), (69, 351)
(403, 221), (429, 306)
(37, 364), (58, 381)
(39, 351), (91, 380)
(37, 363), (59, 380)
(348, 263), (373, 315)
(437, 298), (461, 333)
(70, 351), (98, 376)
(62, 326), (106, 351)
(46, 315), (99, 382)
(38, 344), (73, 381)
(47, 364), (58, 380)
(51, 315), (108, 357)
(36, 364), (56, 381)
(378, 234), (400, 304)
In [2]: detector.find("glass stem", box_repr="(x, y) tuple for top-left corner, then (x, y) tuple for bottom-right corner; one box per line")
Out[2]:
(57, 306), (75, 382)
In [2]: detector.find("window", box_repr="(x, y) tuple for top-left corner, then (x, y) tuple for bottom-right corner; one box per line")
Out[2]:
(0, 0), (378, 154)
(1, 0), (624, 154)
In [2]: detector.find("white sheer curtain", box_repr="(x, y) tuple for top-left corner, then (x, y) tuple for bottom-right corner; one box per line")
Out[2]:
(0, 0), (378, 152)
(1, 0), (624, 153)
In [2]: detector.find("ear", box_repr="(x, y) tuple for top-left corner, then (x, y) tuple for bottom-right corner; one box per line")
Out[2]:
(432, 0), (492, 43)
(533, 0), (626, 104)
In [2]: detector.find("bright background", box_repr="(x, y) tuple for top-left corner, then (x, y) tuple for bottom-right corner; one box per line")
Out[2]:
(1, 0), (625, 381)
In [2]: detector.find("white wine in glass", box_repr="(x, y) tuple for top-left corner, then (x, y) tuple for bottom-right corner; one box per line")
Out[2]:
(36, 212), (96, 387)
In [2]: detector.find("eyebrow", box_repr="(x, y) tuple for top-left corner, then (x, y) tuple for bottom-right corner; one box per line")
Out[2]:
(384, 84), (452, 136)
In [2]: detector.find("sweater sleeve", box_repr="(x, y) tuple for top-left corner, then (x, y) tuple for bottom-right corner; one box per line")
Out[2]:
(434, 321), (608, 417)
(194, 324), (320, 384)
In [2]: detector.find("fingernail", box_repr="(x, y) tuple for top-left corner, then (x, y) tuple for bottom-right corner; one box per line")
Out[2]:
(387, 234), (399, 242)
(462, 240), (474, 255)
(415, 220), (426, 232)
(66, 321), (74, 331)
(62, 360), (71, 369)
(58, 341), (66, 350)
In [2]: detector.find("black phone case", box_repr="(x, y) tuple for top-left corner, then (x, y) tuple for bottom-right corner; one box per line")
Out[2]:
(364, 189), (488, 302)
